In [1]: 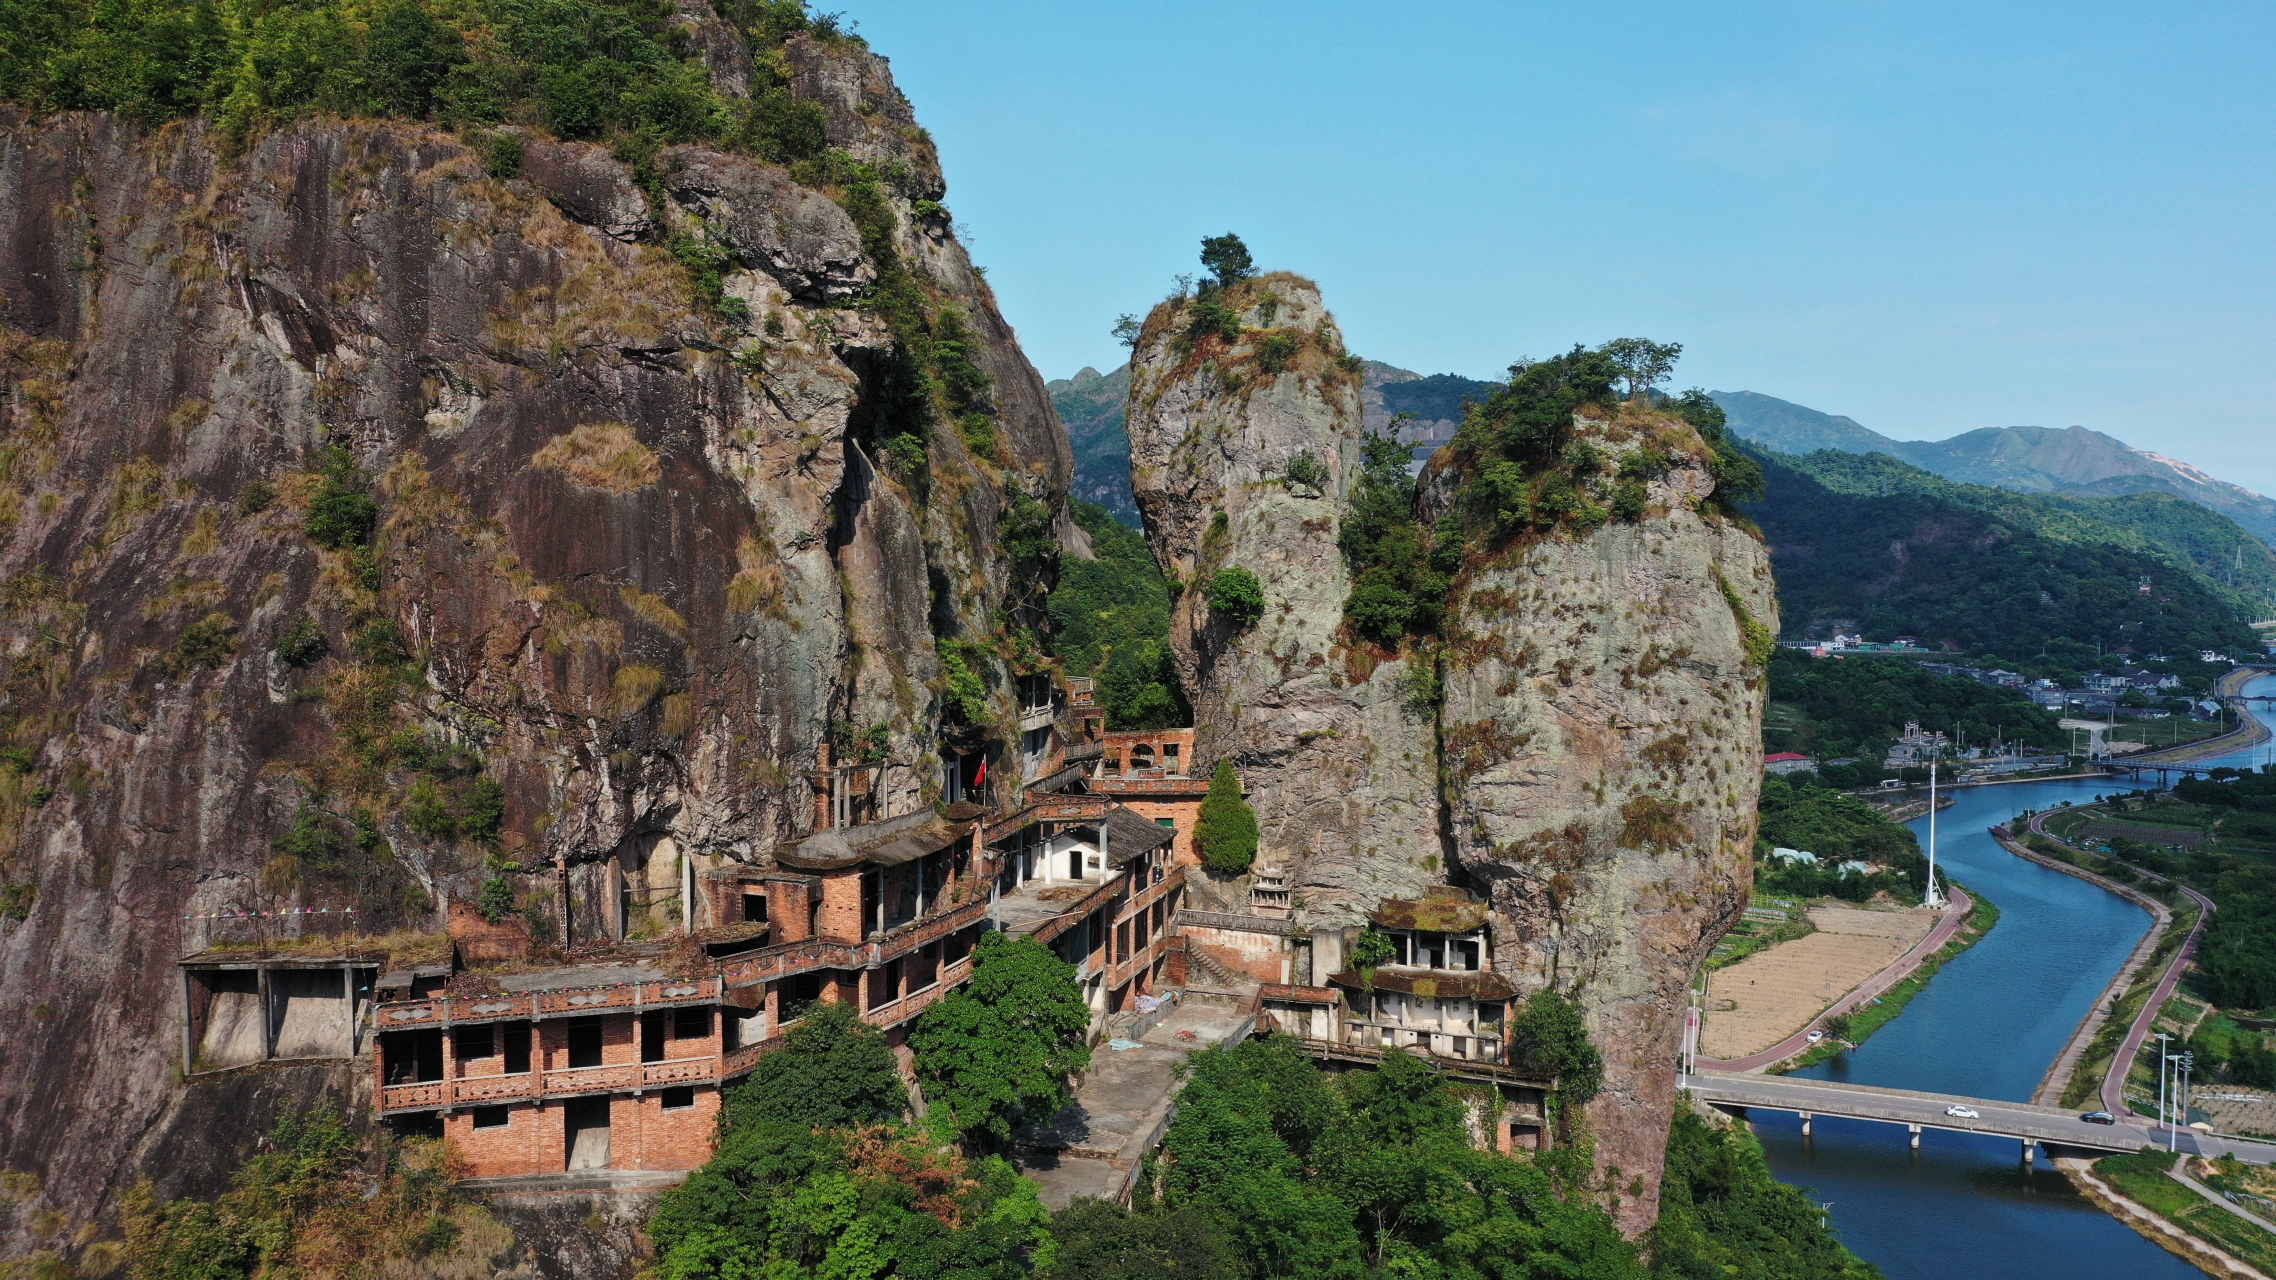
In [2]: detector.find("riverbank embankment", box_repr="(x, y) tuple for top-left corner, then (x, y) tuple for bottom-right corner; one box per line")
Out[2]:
(1996, 825), (2175, 1106)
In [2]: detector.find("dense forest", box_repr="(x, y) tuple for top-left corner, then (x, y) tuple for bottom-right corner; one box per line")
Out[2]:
(1048, 500), (1190, 730)
(1743, 448), (2265, 662)
(1763, 646), (2066, 767)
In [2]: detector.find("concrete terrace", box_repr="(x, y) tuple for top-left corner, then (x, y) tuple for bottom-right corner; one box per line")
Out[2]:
(1011, 996), (1256, 1208)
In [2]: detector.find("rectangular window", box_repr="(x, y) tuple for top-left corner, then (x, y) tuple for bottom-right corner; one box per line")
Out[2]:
(503, 1025), (531, 1074)
(1156, 817), (1175, 827)
(945, 927), (974, 964)
(673, 1007), (709, 1041)
(1451, 939), (1480, 971)
(781, 972), (824, 1022)
(742, 893), (767, 923)
(659, 1086), (696, 1110)
(456, 1024), (494, 1059)
(567, 1018), (604, 1069)
(640, 1012), (667, 1063)
(1134, 909), (1150, 950)
(1391, 934), (1410, 966)
(471, 1105), (510, 1129)
(1116, 920), (1131, 961)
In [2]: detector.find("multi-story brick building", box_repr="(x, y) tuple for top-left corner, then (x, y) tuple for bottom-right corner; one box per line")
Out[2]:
(339, 671), (1200, 1180)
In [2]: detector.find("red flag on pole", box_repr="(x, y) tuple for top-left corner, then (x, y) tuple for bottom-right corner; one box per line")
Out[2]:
(972, 756), (986, 787)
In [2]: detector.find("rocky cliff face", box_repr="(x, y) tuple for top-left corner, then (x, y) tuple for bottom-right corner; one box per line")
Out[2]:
(0, 24), (1063, 1237)
(1127, 281), (1773, 1234)
(1125, 277), (1445, 918)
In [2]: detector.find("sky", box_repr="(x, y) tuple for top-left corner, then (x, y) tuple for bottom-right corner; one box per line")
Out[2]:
(840, 1), (2276, 498)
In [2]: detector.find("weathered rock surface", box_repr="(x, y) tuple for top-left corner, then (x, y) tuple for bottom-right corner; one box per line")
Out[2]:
(0, 16), (1061, 1244)
(1129, 280), (1772, 1234)
(1426, 410), (1773, 1234)
(1125, 277), (1444, 919)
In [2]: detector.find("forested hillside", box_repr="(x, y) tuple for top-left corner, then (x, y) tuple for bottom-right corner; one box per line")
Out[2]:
(1714, 392), (2276, 549)
(1763, 646), (2065, 764)
(1743, 447), (2267, 660)
(1048, 366), (1137, 524)
(1047, 500), (1188, 729)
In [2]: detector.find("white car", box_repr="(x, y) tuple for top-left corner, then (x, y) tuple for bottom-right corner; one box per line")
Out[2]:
(1944, 1105), (1979, 1119)
(1807, 1030), (1825, 1043)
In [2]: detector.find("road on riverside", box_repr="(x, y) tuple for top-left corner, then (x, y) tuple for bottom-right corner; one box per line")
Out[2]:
(2022, 808), (2218, 1122)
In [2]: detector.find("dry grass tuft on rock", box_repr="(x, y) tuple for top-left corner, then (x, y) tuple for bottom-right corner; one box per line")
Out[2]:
(612, 663), (666, 717)
(531, 423), (659, 492)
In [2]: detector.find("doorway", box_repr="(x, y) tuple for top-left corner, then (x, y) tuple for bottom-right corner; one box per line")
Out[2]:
(564, 1096), (611, 1171)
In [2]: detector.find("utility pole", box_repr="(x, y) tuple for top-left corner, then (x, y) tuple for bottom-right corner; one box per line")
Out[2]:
(1923, 759), (1946, 909)
(2180, 1051), (2194, 1152)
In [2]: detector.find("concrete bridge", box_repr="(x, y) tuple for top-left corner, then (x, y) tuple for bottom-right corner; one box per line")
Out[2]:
(1682, 1069), (2276, 1164)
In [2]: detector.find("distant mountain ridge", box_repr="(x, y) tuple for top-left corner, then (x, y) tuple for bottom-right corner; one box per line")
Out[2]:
(1710, 390), (2276, 548)
(1052, 360), (1494, 525)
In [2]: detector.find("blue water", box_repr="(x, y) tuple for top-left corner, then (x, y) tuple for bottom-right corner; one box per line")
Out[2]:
(1748, 673), (2276, 1279)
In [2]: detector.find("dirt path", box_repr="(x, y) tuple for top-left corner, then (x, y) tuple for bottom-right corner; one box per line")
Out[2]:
(1697, 888), (1971, 1073)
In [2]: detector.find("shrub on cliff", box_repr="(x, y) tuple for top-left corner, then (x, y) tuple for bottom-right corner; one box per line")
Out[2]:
(1338, 424), (1458, 646)
(910, 931), (1092, 1144)
(1203, 567), (1265, 628)
(1195, 760), (1259, 875)
(124, 1104), (503, 1277)
(304, 448), (377, 550)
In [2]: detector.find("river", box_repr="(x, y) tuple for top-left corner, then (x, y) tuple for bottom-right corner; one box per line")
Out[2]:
(1750, 672), (2276, 1279)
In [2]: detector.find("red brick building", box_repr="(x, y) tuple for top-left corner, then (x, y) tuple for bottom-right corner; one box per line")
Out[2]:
(360, 674), (1200, 1179)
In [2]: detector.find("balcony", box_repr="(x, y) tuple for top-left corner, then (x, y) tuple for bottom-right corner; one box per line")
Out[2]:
(375, 975), (722, 1031)
(379, 1054), (724, 1113)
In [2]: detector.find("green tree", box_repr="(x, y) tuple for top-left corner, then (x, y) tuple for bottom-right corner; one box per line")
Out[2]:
(1195, 760), (1259, 875)
(910, 931), (1092, 1143)
(1204, 567), (1265, 628)
(1160, 1036), (1637, 1278)
(1651, 1107), (1882, 1278)
(1339, 423), (1458, 645)
(1046, 1199), (1241, 1280)
(649, 1120), (1051, 1280)
(1507, 990), (1604, 1113)
(722, 1001), (907, 1134)
(475, 876), (515, 923)
(1599, 337), (1683, 402)
(364, 0), (463, 118)
(1199, 232), (1254, 289)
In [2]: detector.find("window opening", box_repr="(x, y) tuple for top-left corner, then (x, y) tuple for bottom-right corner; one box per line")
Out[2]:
(472, 1105), (510, 1129)
(567, 1018), (604, 1069)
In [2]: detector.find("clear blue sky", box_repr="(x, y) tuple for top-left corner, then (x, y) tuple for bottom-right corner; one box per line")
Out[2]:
(847, 1), (2276, 497)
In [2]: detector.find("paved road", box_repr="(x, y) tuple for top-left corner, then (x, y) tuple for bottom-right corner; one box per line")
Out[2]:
(1696, 887), (1973, 1073)
(1687, 1069), (2154, 1153)
(2022, 808), (2216, 1120)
